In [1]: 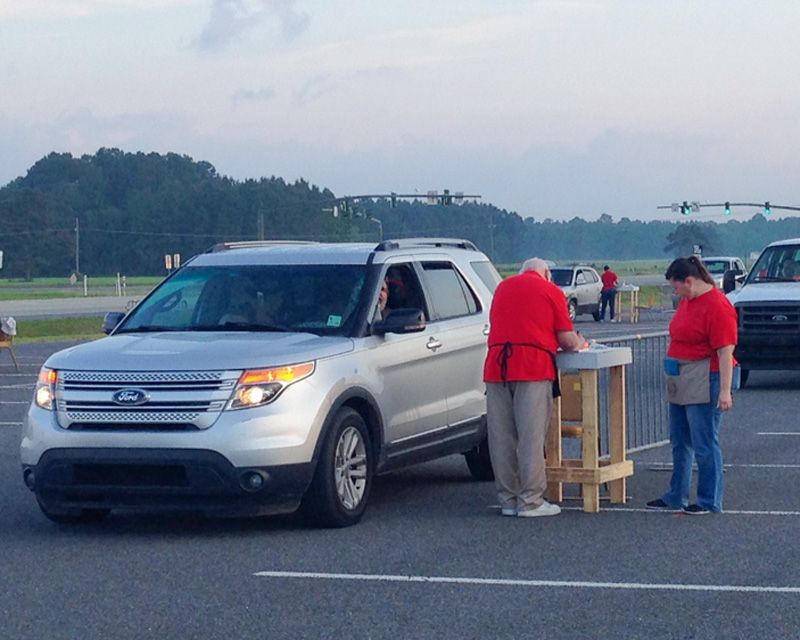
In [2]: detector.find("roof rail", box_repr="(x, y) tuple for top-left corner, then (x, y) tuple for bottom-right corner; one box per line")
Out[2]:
(208, 240), (319, 253)
(374, 238), (479, 252)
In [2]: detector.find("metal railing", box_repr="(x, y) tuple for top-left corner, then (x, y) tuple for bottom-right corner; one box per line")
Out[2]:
(590, 332), (670, 455)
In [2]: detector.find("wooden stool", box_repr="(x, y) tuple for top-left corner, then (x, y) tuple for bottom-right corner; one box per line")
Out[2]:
(0, 331), (19, 372)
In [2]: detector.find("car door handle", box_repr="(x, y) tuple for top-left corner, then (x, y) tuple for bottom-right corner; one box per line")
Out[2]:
(483, 324), (490, 336)
(426, 337), (442, 351)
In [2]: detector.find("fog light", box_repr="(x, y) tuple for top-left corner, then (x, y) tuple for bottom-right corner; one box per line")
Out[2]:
(23, 468), (35, 490)
(240, 470), (266, 492)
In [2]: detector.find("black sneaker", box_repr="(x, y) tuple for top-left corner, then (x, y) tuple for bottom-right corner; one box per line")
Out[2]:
(646, 498), (679, 511)
(683, 504), (711, 515)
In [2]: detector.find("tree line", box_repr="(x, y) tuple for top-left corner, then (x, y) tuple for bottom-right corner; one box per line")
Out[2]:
(1, 148), (799, 279)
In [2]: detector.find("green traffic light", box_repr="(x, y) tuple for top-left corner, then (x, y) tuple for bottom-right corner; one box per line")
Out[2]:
(724, 202), (731, 215)
(764, 201), (771, 215)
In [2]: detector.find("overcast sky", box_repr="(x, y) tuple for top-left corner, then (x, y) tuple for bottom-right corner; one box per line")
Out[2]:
(2, 0), (799, 221)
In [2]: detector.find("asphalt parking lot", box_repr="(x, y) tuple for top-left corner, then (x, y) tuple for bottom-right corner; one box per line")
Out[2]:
(2, 334), (800, 640)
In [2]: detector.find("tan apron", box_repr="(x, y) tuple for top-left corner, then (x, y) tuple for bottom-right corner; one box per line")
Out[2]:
(665, 358), (711, 405)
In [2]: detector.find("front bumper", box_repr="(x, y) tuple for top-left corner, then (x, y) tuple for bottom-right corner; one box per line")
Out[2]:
(24, 448), (315, 517)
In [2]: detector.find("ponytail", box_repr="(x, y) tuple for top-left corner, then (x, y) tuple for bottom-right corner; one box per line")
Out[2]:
(665, 256), (715, 285)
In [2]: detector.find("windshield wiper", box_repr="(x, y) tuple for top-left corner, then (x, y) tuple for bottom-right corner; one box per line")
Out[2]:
(751, 276), (793, 283)
(190, 322), (291, 332)
(115, 326), (184, 334)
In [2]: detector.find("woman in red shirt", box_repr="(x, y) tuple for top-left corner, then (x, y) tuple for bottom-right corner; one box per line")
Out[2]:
(647, 256), (737, 515)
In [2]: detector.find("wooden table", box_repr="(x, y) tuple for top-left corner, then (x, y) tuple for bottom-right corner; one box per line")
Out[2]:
(545, 346), (633, 512)
(614, 284), (640, 323)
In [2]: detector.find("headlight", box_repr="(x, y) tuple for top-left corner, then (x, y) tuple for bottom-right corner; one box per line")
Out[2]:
(35, 367), (57, 411)
(227, 361), (315, 410)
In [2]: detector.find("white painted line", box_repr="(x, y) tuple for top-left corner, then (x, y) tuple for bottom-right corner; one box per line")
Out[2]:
(0, 385), (34, 389)
(561, 506), (800, 516)
(0, 422), (23, 426)
(758, 432), (800, 436)
(647, 462), (800, 469)
(0, 401), (30, 404)
(253, 570), (800, 594)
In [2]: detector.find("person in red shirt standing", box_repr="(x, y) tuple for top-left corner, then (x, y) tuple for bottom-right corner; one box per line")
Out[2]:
(484, 258), (584, 518)
(647, 256), (737, 515)
(600, 265), (619, 322)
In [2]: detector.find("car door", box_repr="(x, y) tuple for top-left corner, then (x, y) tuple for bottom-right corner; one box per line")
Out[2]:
(368, 260), (450, 446)
(574, 269), (590, 311)
(417, 259), (487, 431)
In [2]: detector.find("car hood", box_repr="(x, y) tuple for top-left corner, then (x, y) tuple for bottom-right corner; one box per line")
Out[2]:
(45, 332), (355, 371)
(728, 282), (800, 305)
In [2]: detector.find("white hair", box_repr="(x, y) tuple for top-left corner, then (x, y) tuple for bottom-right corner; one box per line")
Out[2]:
(520, 257), (549, 276)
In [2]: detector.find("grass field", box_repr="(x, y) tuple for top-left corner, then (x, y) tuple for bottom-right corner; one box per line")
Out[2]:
(11, 316), (105, 343)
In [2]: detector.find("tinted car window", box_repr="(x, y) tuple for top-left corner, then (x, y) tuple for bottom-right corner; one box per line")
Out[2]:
(421, 261), (479, 319)
(550, 268), (574, 287)
(470, 260), (503, 293)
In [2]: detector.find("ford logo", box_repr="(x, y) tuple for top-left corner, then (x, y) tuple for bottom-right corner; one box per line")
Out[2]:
(112, 388), (149, 406)
(772, 315), (789, 322)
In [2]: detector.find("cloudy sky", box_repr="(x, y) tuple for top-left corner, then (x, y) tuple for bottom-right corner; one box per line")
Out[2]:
(2, 0), (799, 220)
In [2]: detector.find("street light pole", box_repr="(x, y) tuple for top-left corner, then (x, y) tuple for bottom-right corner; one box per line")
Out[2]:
(74, 217), (80, 275)
(369, 217), (383, 241)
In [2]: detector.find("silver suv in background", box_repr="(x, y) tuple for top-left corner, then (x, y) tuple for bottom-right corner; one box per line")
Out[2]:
(21, 239), (500, 527)
(550, 265), (602, 321)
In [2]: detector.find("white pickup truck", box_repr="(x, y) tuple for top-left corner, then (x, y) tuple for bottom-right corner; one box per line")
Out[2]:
(726, 238), (800, 387)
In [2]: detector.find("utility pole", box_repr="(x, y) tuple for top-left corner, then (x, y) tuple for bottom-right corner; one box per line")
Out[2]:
(257, 202), (265, 240)
(74, 217), (80, 275)
(489, 209), (495, 262)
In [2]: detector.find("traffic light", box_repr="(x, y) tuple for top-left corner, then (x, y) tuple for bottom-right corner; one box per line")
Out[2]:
(681, 200), (690, 215)
(764, 201), (771, 215)
(390, 192), (397, 208)
(724, 201), (731, 215)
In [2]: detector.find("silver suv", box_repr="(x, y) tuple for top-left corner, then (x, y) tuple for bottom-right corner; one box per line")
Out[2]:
(550, 265), (602, 321)
(21, 239), (500, 527)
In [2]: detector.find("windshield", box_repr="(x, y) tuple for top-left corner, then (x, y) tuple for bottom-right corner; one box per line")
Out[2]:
(702, 260), (729, 275)
(550, 268), (573, 287)
(119, 264), (368, 336)
(746, 246), (800, 283)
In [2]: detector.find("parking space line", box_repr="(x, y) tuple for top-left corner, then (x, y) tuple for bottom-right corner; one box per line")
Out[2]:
(647, 462), (800, 469)
(560, 506), (800, 516)
(253, 570), (800, 594)
(0, 422), (23, 427)
(0, 385), (34, 389)
(758, 432), (800, 436)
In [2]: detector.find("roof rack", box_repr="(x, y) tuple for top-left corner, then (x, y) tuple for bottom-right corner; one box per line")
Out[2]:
(374, 238), (479, 252)
(208, 240), (319, 253)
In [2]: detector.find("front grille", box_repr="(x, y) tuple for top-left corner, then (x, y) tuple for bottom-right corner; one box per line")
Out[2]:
(67, 423), (199, 432)
(739, 303), (800, 332)
(55, 370), (241, 430)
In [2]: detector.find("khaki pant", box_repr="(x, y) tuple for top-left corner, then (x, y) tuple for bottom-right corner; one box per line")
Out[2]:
(486, 381), (553, 511)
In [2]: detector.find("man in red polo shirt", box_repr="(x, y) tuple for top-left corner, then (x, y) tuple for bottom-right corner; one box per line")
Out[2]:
(484, 258), (584, 518)
(600, 264), (619, 322)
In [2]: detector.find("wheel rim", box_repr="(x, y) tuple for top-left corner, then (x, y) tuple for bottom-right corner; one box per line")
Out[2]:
(568, 302), (577, 321)
(333, 426), (368, 510)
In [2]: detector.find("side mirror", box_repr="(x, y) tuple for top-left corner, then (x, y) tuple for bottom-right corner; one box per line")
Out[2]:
(102, 311), (125, 335)
(722, 270), (737, 294)
(372, 308), (426, 335)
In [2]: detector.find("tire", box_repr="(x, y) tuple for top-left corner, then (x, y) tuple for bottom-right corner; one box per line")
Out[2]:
(739, 368), (749, 389)
(592, 305), (601, 322)
(301, 408), (373, 528)
(37, 498), (110, 524)
(464, 436), (494, 481)
(567, 299), (577, 321)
